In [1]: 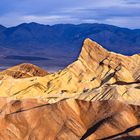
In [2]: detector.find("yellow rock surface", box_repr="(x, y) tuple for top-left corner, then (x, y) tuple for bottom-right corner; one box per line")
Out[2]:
(0, 38), (139, 104)
(0, 39), (139, 140)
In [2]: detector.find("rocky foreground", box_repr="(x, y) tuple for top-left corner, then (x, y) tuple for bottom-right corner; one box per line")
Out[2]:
(0, 39), (139, 139)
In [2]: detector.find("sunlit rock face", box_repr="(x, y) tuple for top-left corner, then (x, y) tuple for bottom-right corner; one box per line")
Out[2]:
(0, 99), (139, 140)
(0, 39), (139, 139)
(0, 39), (139, 103)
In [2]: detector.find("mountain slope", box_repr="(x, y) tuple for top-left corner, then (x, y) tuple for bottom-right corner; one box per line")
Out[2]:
(0, 23), (140, 71)
(0, 99), (139, 140)
(0, 39), (139, 139)
(0, 39), (139, 103)
(0, 25), (6, 32)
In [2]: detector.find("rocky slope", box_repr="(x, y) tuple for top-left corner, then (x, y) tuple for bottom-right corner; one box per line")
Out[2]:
(0, 39), (139, 103)
(0, 99), (139, 140)
(0, 39), (139, 139)
(0, 63), (48, 79)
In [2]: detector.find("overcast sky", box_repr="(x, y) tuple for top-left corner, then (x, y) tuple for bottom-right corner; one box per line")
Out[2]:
(0, 0), (140, 28)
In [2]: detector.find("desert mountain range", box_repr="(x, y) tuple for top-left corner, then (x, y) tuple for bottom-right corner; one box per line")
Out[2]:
(0, 23), (140, 71)
(0, 39), (139, 139)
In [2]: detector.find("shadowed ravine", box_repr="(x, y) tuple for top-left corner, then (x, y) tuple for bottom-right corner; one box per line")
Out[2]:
(80, 116), (113, 140)
(101, 124), (140, 140)
(81, 123), (140, 140)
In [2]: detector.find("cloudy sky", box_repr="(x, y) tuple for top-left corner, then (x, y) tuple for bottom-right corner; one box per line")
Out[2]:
(0, 0), (140, 28)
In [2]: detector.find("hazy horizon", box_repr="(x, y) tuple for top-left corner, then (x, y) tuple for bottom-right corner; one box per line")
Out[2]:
(1, 22), (140, 30)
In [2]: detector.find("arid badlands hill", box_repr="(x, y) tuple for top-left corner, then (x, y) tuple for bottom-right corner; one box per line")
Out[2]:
(0, 63), (48, 79)
(0, 39), (139, 140)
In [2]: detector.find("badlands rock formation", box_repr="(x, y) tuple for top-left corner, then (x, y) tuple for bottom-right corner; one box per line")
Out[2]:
(0, 99), (139, 140)
(0, 39), (139, 103)
(0, 38), (139, 139)
(0, 63), (48, 79)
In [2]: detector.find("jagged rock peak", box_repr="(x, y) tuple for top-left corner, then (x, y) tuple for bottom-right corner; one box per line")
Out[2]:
(76, 38), (140, 82)
(83, 38), (103, 48)
(83, 38), (93, 44)
(79, 38), (108, 63)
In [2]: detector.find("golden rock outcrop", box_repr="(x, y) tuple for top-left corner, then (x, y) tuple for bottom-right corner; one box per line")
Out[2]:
(0, 39), (139, 103)
(0, 99), (139, 140)
(0, 39), (139, 139)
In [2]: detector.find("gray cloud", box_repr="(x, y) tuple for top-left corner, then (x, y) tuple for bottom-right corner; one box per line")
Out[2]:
(123, 0), (140, 4)
(79, 7), (140, 18)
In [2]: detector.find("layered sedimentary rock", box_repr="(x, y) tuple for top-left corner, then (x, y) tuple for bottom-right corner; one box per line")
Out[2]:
(0, 63), (48, 79)
(0, 39), (139, 103)
(0, 38), (139, 139)
(0, 99), (139, 140)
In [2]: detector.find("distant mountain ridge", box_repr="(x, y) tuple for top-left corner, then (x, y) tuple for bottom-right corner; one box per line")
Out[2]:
(0, 22), (140, 71)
